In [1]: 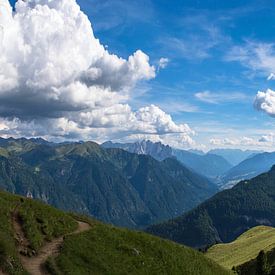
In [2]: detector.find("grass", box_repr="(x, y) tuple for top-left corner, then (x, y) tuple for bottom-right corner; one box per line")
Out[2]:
(18, 199), (78, 250)
(0, 192), (26, 275)
(206, 225), (275, 270)
(51, 222), (231, 275)
(0, 190), (77, 274)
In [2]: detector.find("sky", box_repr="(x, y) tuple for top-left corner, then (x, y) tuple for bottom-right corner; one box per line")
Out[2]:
(2, 0), (275, 151)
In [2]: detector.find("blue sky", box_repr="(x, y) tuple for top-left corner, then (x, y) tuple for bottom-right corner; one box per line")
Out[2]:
(5, 0), (275, 150)
(73, 0), (275, 149)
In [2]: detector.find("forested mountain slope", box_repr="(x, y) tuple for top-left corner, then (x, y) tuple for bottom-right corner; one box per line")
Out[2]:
(147, 166), (275, 248)
(0, 138), (217, 228)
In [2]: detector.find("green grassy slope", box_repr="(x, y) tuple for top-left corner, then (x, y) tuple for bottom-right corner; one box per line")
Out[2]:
(0, 191), (77, 274)
(49, 221), (231, 275)
(0, 190), (230, 275)
(206, 226), (275, 270)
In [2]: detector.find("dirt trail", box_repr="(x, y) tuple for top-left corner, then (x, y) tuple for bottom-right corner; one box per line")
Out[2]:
(12, 205), (91, 275)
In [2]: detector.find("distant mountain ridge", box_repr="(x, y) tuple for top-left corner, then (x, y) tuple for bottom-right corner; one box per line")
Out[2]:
(219, 151), (275, 189)
(147, 165), (275, 249)
(102, 140), (232, 179)
(0, 137), (217, 229)
(208, 148), (263, 166)
(172, 149), (232, 179)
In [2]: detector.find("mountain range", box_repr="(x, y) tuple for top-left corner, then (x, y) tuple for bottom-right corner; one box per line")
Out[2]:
(103, 141), (275, 190)
(0, 137), (217, 229)
(146, 165), (275, 249)
(102, 140), (233, 179)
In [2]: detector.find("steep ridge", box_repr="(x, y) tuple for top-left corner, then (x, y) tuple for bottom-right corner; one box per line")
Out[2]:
(147, 166), (275, 249)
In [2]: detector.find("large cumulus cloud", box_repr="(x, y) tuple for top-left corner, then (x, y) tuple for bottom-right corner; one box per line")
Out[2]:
(0, 0), (194, 147)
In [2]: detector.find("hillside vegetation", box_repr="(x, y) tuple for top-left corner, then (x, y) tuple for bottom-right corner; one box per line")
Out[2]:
(0, 190), (230, 275)
(147, 166), (275, 249)
(47, 220), (231, 275)
(0, 191), (77, 274)
(206, 226), (275, 270)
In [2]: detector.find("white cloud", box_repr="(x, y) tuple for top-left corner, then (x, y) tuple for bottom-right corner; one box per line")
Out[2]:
(210, 137), (258, 147)
(254, 89), (275, 117)
(267, 73), (275, 80)
(135, 105), (193, 134)
(259, 133), (275, 143)
(0, 0), (155, 117)
(195, 91), (248, 104)
(210, 134), (275, 148)
(0, 0), (194, 145)
(158, 58), (169, 70)
(226, 41), (275, 77)
(161, 20), (229, 61)
(158, 101), (200, 114)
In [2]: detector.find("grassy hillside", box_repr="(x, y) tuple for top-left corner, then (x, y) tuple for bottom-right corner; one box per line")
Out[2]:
(206, 226), (275, 270)
(48, 220), (230, 275)
(0, 191), (77, 274)
(147, 166), (275, 249)
(0, 190), (230, 275)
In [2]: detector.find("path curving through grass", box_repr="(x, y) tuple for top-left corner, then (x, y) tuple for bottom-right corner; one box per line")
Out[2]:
(12, 204), (91, 275)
